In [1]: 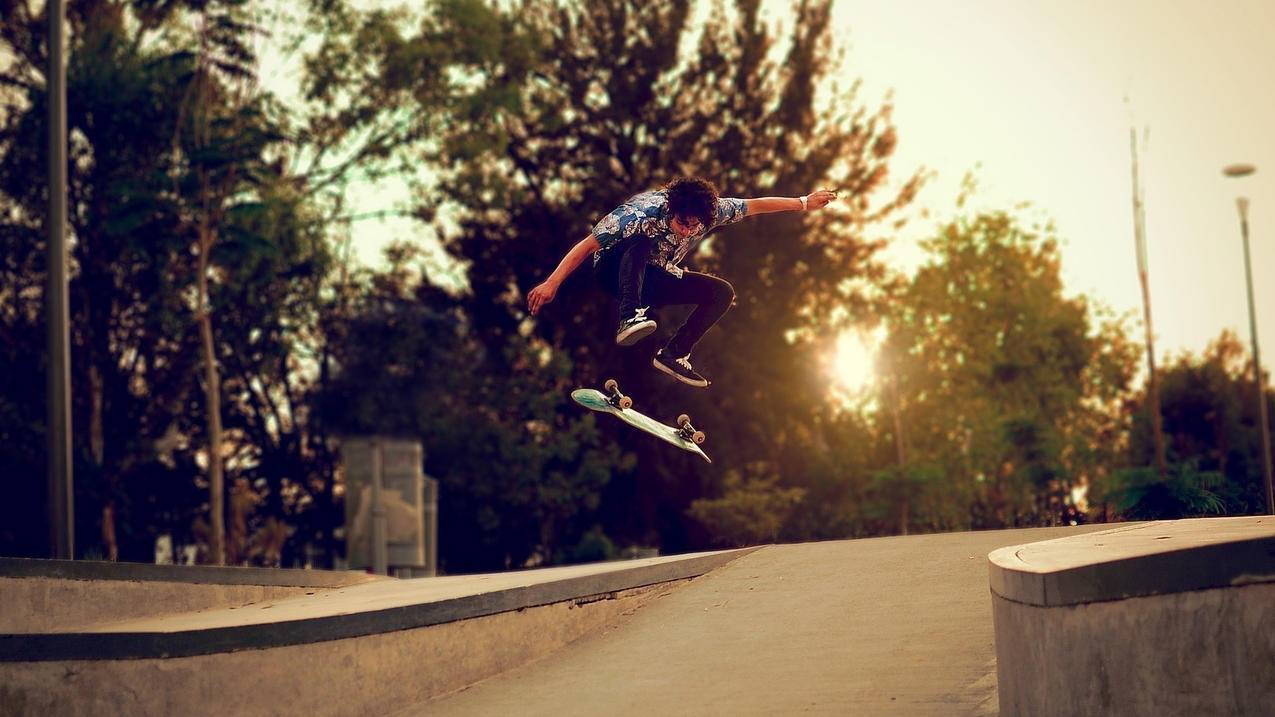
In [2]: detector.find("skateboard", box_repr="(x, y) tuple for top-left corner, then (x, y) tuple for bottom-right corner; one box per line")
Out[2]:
(571, 379), (711, 463)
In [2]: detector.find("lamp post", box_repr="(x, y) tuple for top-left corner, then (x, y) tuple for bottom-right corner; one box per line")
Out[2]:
(47, 0), (74, 558)
(1223, 163), (1274, 514)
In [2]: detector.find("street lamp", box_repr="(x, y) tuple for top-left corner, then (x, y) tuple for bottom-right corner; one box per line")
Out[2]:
(1223, 163), (1274, 515)
(47, 0), (74, 558)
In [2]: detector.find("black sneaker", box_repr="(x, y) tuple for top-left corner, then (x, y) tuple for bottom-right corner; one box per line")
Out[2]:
(653, 350), (709, 388)
(616, 307), (657, 346)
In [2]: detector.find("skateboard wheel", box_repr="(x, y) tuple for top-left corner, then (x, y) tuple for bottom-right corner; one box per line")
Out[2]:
(619, 396), (633, 410)
(692, 431), (706, 445)
(604, 379), (619, 392)
(677, 414), (690, 428)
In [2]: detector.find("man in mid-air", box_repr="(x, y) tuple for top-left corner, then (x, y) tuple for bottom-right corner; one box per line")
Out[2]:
(528, 177), (838, 388)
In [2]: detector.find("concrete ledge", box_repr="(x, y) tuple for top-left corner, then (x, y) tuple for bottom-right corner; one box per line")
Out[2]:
(989, 517), (1275, 607)
(989, 517), (1275, 716)
(2, 547), (756, 661)
(0, 559), (383, 633)
(0, 557), (377, 588)
(0, 582), (682, 717)
(0, 548), (756, 716)
(1, 578), (336, 634)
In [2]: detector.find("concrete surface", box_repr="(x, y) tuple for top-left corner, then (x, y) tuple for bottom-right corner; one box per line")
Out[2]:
(0, 558), (383, 633)
(993, 582), (1275, 716)
(413, 525), (1105, 716)
(0, 582), (682, 717)
(989, 516), (1275, 606)
(0, 549), (750, 715)
(22, 523), (1227, 716)
(2, 549), (751, 661)
(990, 517), (1275, 716)
(0, 557), (377, 587)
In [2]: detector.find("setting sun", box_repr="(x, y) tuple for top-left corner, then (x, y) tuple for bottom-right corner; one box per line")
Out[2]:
(830, 331), (878, 394)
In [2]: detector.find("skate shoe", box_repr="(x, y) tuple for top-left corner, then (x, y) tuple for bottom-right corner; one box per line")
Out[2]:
(653, 349), (709, 388)
(616, 307), (657, 346)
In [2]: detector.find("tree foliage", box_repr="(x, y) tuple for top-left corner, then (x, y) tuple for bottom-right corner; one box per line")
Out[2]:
(0, 0), (420, 563)
(425, 0), (921, 551)
(317, 245), (625, 572)
(688, 462), (805, 547)
(1093, 330), (1274, 519)
(875, 211), (1140, 531)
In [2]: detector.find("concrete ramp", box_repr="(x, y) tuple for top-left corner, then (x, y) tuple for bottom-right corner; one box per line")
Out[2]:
(413, 526), (1104, 716)
(0, 549), (750, 715)
(26, 522), (1234, 716)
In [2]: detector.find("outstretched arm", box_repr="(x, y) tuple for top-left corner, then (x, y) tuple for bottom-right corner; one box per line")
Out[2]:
(527, 233), (601, 315)
(745, 188), (839, 216)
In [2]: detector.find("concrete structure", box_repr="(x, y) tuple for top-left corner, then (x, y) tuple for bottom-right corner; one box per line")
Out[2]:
(13, 520), (1267, 715)
(0, 549), (749, 715)
(418, 526), (1105, 715)
(0, 557), (381, 633)
(989, 516), (1275, 716)
(342, 437), (438, 577)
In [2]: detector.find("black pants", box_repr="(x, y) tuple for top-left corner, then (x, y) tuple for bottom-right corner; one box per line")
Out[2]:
(595, 236), (735, 357)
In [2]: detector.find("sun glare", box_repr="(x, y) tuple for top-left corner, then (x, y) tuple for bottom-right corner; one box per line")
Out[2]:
(830, 331), (878, 395)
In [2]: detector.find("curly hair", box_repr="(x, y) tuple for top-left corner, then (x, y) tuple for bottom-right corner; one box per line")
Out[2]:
(664, 176), (718, 228)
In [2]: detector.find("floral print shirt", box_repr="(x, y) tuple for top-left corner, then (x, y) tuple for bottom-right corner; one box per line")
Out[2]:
(591, 190), (749, 277)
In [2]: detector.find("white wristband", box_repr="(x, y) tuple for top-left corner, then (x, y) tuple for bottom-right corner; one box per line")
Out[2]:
(799, 195), (808, 211)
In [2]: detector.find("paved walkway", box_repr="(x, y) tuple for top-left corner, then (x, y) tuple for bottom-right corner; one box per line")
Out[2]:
(413, 525), (1106, 716)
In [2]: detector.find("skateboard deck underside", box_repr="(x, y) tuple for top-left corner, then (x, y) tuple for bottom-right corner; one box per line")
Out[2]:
(571, 389), (711, 463)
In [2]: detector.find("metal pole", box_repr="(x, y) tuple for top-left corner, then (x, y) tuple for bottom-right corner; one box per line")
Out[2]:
(1236, 197), (1275, 514)
(371, 440), (388, 575)
(47, 0), (74, 559)
(1131, 128), (1168, 477)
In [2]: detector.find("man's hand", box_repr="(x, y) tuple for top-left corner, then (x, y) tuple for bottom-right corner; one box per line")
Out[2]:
(527, 280), (559, 316)
(804, 188), (838, 210)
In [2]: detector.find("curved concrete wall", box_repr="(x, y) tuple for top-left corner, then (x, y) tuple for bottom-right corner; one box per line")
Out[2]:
(989, 516), (1275, 716)
(993, 582), (1275, 716)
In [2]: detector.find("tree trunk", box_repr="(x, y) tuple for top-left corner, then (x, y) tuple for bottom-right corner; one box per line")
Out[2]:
(198, 227), (226, 565)
(888, 367), (909, 536)
(89, 365), (118, 561)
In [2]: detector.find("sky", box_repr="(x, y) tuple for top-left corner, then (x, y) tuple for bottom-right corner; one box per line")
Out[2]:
(334, 0), (1275, 367)
(829, 0), (1275, 364)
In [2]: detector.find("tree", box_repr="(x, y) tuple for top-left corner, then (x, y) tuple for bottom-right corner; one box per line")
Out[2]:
(1094, 330), (1274, 518)
(317, 244), (625, 572)
(0, 0), (504, 563)
(169, 0), (283, 565)
(424, 0), (921, 551)
(775, 404), (887, 541)
(1093, 463), (1226, 520)
(1, 0), (216, 559)
(269, 0), (530, 567)
(688, 462), (805, 547)
(877, 211), (1139, 530)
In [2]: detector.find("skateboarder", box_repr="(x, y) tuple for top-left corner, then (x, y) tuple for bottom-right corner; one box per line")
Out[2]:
(527, 177), (838, 387)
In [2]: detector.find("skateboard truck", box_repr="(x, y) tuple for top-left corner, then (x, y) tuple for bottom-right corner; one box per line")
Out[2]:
(603, 378), (633, 410)
(676, 414), (706, 445)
